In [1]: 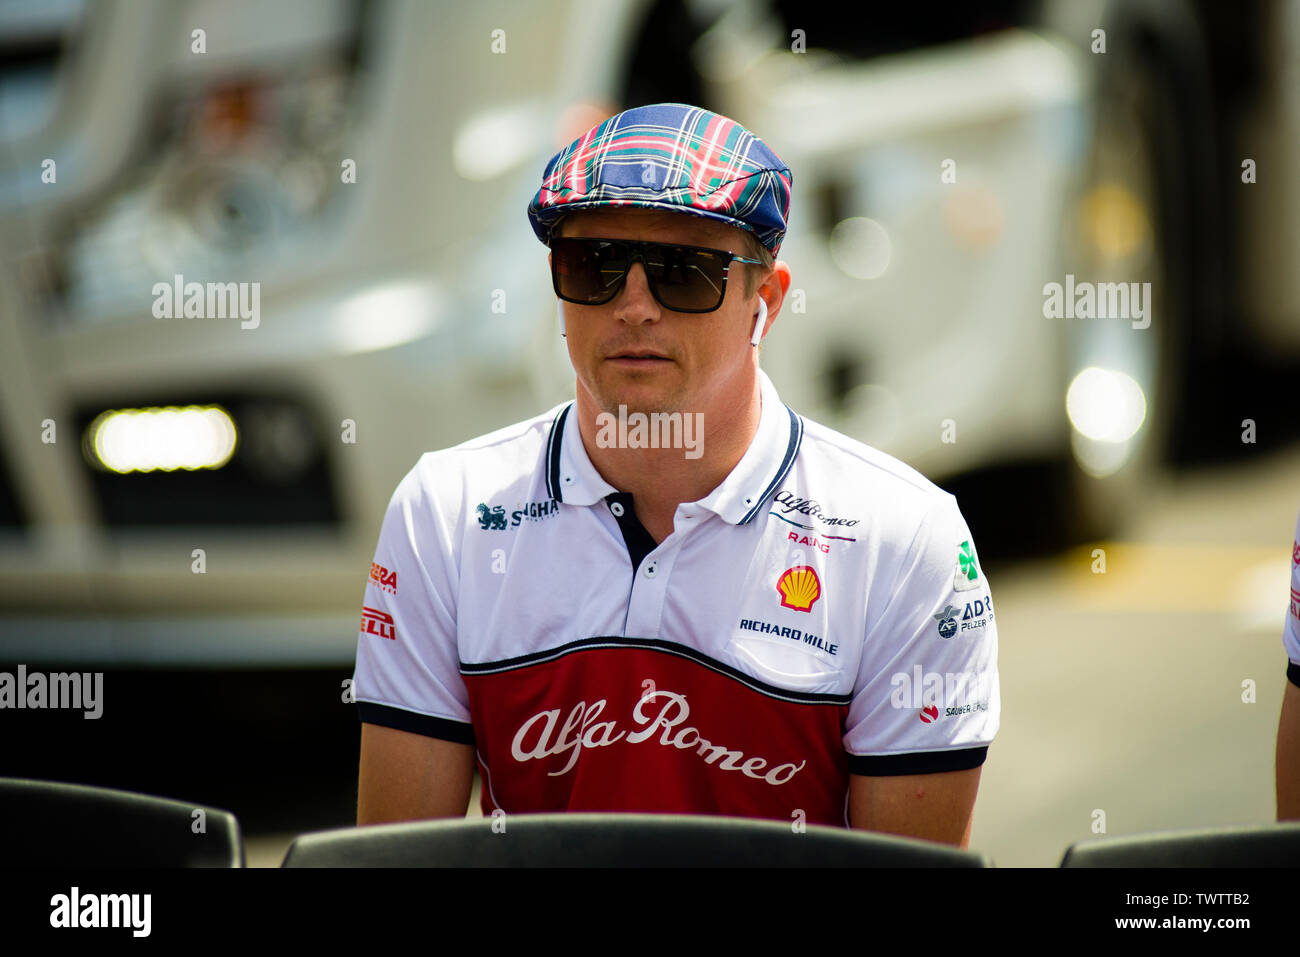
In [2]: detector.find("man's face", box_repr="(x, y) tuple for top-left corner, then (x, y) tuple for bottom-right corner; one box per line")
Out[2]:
(550, 207), (767, 417)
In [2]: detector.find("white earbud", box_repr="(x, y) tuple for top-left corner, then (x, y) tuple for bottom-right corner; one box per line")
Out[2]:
(559, 302), (566, 338)
(750, 298), (768, 346)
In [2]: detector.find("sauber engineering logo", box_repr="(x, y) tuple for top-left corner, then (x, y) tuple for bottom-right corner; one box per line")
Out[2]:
(776, 565), (822, 612)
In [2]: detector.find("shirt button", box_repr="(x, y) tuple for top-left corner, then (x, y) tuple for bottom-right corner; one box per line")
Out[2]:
(610, 501), (625, 517)
(645, 562), (657, 578)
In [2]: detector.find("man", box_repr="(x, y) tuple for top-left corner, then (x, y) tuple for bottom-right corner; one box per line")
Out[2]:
(1276, 504), (1300, 820)
(353, 103), (999, 847)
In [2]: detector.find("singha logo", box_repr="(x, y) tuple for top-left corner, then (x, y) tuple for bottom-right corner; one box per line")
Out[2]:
(476, 503), (508, 530)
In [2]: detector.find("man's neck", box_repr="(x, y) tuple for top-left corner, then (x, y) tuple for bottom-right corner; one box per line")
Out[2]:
(574, 371), (763, 530)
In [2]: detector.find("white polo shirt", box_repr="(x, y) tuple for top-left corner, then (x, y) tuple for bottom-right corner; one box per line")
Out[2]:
(1286, 505), (1300, 687)
(353, 368), (1000, 827)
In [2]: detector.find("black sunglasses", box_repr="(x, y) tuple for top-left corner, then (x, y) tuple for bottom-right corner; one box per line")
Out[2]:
(550, 236), (765, 313)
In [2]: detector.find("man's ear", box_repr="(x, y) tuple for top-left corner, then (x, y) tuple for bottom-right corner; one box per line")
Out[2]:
(759, 261), (793, 324)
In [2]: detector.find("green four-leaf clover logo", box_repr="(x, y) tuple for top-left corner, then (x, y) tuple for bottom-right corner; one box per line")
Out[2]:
(959, 540), (978, 582)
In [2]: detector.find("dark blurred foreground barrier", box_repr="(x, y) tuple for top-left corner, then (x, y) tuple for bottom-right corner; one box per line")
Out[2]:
(281, 813), (991, 867)
(1060, 823), (1300, 867)
(0, 777), (243, 867)
(5, 775), (1298, 867)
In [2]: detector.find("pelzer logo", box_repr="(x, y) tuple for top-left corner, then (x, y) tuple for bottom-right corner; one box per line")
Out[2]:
(360, 606), (396, 640)
(935, 594), (993, 639)
(369, 562), (397, 595)
(934, 604), (959, 639)
(776, 565), (822, 612)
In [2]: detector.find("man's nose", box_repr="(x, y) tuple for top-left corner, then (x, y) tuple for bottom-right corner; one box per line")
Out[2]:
(613, 261), (660, 322)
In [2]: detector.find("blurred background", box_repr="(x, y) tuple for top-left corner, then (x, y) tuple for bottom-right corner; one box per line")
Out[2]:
(1, 0), (1297, 866)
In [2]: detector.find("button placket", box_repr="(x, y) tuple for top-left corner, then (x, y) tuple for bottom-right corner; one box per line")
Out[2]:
(626, 545), (676, 636)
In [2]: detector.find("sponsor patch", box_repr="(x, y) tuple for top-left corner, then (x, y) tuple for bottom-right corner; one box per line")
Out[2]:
(369, 561), (397, 595)
(360, 606), (396, 640)
(954, 539), (981, 591)
(510, 690), (807, 785)
(737, 617), (838, 656)
(776, 565), (822, 612)
(935, 594), (994, 638)
(934, 604), (959, 639)
(476, 499), (559, 530)
(771, 490), (859, 528)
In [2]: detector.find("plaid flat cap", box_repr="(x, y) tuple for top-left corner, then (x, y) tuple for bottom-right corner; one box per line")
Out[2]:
(527, 102), (792, 255)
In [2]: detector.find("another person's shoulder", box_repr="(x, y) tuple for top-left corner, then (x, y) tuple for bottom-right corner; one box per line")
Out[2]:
(1286, 502), (1300, 665)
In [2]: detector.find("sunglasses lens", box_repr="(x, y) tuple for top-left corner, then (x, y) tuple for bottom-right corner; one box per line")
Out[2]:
(552, 239), (729, 311)
(552, 238), (620, 304)
(646, 246), (726, 311)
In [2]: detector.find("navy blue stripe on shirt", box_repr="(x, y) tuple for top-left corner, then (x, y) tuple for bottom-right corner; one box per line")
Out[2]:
(847, 746), (988, 776)
(461, 634), (851, 707)
(741, 406), (803, 525)
(545, 402), (571, 502)
(357, 701), (476, 745)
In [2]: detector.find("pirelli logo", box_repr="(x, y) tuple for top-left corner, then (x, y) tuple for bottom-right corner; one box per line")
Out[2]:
(361, 606), (396, 640)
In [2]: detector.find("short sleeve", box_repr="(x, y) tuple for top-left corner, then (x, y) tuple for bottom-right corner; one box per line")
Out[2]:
(1285, 505), (1300, 687)
(844, 493), (1000, 775)
(352, 458), (474, 744)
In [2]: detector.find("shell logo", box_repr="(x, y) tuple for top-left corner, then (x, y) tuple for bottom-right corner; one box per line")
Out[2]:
(776, 565), (821, 612)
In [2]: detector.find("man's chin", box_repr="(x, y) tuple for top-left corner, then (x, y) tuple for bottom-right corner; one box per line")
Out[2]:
(592, 389), (689, 418)
(592, 373), (688, 417)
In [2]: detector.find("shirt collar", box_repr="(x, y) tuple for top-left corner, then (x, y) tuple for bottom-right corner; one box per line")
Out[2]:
(543, 368), (803, 525)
